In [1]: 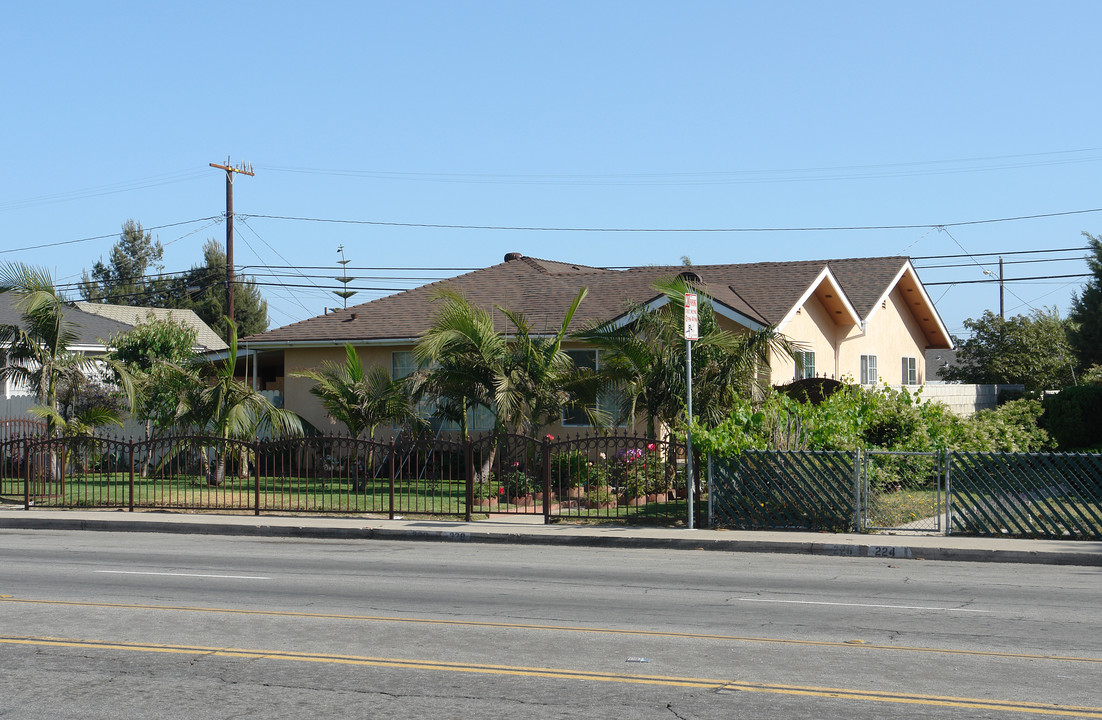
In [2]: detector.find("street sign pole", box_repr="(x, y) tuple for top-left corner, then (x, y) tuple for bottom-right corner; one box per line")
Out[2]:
(684, 293), (699, 530)
(686, 336), (694, 529)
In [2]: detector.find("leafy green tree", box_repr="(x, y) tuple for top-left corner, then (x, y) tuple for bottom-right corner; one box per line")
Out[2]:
(166, 239), (269, 341)
(1068, 232), (1102, 369)
(170, 319), (301, 485)
(109, 315), (199, 475)
(79, 220), (166, 305)
(80, 224), (269, 341)
(576, 276), (791, 439)
(940, 308), (1075, 393)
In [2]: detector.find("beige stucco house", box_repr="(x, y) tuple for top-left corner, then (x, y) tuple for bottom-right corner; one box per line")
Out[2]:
(237, 253), (952, 434)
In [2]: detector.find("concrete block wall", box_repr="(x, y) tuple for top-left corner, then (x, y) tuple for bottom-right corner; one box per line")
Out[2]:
(887, 384), (1025, 416)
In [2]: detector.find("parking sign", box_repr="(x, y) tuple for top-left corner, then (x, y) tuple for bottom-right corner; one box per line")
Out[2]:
(684, 292), (698, 341)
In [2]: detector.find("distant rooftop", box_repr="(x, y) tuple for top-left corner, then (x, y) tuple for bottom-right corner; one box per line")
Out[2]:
(72, 303), (228, 351)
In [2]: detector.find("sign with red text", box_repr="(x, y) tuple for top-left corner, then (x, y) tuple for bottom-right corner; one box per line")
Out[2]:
(684, 292), (699, 341)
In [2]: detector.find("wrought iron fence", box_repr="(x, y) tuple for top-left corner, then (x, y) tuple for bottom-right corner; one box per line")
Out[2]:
(3, 431), (1098, 538)
(0, 432), (698, 525)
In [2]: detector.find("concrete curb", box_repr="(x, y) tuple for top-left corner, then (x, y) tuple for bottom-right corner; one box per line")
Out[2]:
(3, 515), (1100, 567)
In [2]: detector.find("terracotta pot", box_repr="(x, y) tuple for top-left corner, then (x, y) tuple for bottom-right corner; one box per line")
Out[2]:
(623, 495), (647, 507)
(563, 487), (586, 500)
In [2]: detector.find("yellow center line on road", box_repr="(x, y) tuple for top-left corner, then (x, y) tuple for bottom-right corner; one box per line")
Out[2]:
(3, 635), (1101, 717)
(3, 597), (1100, 666)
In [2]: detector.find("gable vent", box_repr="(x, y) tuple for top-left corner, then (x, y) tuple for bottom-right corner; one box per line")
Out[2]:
(678, 270), (702, 284)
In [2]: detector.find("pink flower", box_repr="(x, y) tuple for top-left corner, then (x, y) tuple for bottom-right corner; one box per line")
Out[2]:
(512, 461), (520, 467)
(647, 443), (656, 451)
(545, 434), (555, 441)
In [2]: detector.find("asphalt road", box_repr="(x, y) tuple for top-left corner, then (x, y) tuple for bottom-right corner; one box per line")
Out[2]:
(1, 529), (1099, 719)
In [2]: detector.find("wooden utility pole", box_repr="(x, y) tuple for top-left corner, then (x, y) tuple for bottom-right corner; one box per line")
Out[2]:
(209, 158), (255, 324)
(998, 256), (1005, 320)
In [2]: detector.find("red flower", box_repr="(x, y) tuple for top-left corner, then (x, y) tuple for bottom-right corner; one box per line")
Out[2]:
(647, 443), (656, 451)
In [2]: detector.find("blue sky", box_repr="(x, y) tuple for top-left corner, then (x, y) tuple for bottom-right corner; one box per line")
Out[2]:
(2, 1), (1100, 336)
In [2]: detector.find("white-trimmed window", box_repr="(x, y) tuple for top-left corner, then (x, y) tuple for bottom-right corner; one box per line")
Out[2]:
(902, 356), (918, 385)
(860, 354), (878, 385)
(794, 351), (816, 380)
(391, 351), (494, 431)
(562, 349), (627, 427)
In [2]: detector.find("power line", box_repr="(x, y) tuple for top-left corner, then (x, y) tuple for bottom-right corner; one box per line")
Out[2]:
(234, 217), (315, 315)
(924, 273), (1091, 286)
(914, 256), (1086, 270)
(0, 217), (223, 255)
(237, 264), (480, 272)
(239, 207), (1102, 233)
(258, 148), (1102, 186)
(912, 246), (1091, 260)
(0, 169), (210, 212)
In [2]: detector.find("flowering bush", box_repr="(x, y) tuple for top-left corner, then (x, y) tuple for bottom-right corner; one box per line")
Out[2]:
(609, 445), (668, 498)
(473, 481), (505, 501)
(497, 462), (536, 497)
(551, 450), (591, 488)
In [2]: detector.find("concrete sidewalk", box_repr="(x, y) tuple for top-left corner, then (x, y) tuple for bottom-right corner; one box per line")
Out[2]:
(1, 506), (1100, 567)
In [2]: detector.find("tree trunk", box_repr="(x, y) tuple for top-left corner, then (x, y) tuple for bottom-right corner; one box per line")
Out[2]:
(208, 449), (227, 486)
(141, 420), (154, 478)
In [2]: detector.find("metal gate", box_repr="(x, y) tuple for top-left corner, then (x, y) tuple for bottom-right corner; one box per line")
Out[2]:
(861, 450), (945, 532)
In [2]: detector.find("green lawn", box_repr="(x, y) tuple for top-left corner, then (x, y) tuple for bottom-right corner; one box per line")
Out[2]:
(1, 472), (692, 523)
(864, 488), (943, 528)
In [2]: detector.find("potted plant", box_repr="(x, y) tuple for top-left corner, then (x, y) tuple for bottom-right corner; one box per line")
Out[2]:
(583, 485), (616, 509)
(500, 462), (537, 504)
(472, 480), (502, 509)
(552, 450), (590, 499)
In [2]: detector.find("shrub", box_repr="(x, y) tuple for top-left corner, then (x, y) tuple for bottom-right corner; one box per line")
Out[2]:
(551, 450), (590, 488)
(697, 385), (1052, 455)
(1042, 386), (1102, 450)
(497, 464), (536, 497)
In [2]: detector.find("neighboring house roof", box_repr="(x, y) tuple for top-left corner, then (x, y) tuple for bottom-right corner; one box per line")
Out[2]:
(0, 293), (132, 352)
(925, 348), (959, 382)
(242, 253), (953, 349)
(72, 303), (228, 352)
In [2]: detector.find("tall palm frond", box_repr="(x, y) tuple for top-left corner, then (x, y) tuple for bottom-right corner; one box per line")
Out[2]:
(576, 276), (794, 437)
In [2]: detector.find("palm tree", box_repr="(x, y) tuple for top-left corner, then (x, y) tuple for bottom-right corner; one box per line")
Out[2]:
(0, 263), (126, 483)
(171, 319), (302, 485)
(412, 288), (588, 481)
(0, 263), (103, 438)
(293, 344), (424, 442)
(291, 344), (424, 482)
(576, 276), (792, 438)
(413, 287), (588, 437)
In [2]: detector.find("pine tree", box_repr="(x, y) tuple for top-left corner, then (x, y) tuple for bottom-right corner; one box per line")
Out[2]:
(1069, 232), (1102, 370)
(79, 220), (165, 305)
(166, 239), (268, 341)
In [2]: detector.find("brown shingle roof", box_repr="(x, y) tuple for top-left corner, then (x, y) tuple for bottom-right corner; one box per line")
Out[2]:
(243, 254), (922, 345)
